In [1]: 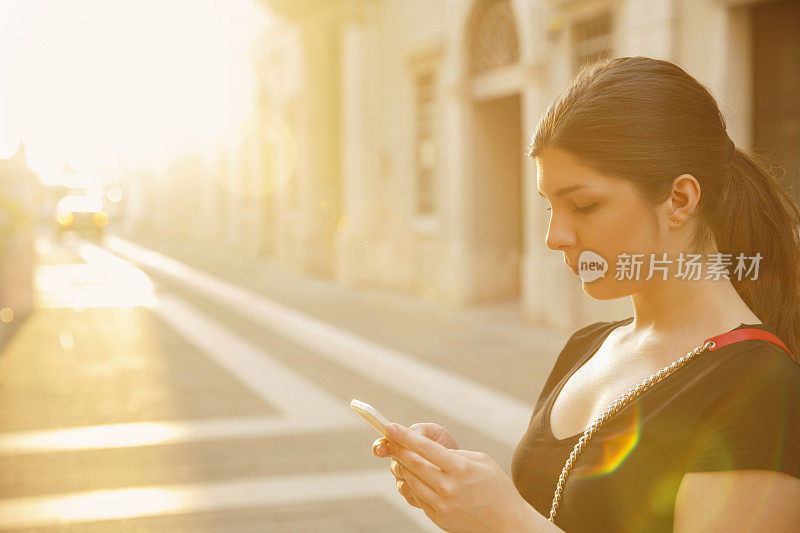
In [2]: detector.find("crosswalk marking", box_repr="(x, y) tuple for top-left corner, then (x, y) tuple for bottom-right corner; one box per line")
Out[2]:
(0, 416), (361, 455)
(152, 293), (351, 422)
(0, 469), (440, 531)
(105, 235), (532, 447)
(34, 262), (156, 308)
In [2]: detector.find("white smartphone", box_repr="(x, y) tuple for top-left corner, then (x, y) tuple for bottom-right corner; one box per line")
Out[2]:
(350, 399), (393, 438)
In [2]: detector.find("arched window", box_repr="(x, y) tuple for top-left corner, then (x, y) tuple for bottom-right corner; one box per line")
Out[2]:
(466, 0), (520, 75)
(571, 12), (612, 75)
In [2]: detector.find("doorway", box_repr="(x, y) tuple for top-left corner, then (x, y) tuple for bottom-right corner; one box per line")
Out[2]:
(471, 93), (523, 300)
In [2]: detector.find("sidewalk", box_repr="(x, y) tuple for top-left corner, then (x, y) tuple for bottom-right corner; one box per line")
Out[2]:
(113, 228), (571, 406)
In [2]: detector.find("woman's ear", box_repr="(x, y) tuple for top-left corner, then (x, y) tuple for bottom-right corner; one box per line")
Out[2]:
(667, 174), (701, 224)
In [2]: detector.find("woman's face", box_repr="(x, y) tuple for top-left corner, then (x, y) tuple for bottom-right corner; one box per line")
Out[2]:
(536, 148), (681, 300)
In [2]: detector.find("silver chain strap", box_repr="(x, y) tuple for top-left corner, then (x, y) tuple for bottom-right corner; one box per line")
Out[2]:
(547, 339), (717, 523)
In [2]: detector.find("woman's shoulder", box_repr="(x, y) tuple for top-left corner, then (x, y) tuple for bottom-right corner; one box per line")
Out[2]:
(692, 338), (800, 417)
(565, 316), (634, 347)
(548, 317), (634, 372)
(685, 338), (800, 477)
(704, 338), (800, 389)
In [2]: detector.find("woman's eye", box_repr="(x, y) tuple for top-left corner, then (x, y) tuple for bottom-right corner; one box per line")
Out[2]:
(545, 204), (597, 215)
(574, 203), (597, 214)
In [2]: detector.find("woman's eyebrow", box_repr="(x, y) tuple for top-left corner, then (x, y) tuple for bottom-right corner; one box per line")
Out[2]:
(537, 184), (589, 199)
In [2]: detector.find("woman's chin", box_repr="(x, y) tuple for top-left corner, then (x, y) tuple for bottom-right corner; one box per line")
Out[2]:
(581, 278), (626, 300)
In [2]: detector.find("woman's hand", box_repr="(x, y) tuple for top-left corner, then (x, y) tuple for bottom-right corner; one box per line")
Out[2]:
(373, 423), (459, 508)
(381, 423), (539, 533)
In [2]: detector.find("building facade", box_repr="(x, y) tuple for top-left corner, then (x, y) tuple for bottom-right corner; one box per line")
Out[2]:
(253, 0), (799, 332)
(130, 0), (799, 334)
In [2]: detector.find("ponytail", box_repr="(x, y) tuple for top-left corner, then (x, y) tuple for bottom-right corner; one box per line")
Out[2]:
(710, 147), (800, 357)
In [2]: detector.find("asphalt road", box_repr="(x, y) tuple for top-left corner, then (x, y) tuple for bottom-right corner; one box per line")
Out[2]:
(0, 228), (566, 532)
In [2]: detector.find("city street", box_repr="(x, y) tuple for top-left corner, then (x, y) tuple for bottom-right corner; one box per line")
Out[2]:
(0, 228), (567, 532)
(1, 0), (797, 530)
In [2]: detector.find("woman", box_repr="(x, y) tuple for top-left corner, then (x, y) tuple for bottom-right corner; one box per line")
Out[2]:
(372, 56), (800, 532)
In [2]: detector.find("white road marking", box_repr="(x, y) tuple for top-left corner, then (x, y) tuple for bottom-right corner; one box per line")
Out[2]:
(0, 416), (361, 455)
(33, 263), (156, 308)
(0, 469), (441, 532)
(151, 293), (352, 422)
(72, 242), (350, 422)
(105, 235), (531, 447)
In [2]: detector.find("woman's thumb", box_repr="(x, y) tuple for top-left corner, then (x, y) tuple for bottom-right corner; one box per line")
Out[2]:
(409, 422), (435, 436)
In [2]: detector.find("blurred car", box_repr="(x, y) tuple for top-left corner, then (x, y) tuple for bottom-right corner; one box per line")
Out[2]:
(55, 195), (108, 239)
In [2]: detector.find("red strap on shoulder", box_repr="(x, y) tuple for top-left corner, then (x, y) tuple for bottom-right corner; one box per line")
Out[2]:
(704, 328), (797, 363)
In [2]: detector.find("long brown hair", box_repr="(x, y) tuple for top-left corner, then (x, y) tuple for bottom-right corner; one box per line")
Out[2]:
(527, 56), (800, 357)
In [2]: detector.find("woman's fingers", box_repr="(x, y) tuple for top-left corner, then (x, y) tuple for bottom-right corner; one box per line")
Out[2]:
(397, 480), (422, 508)
(388, 424), (464, 478)
(372, 437), (390, 457)
(388, 442), (449, 493)
(409, 423), (459, 450)
(389, 459), (423, 507)
(390, 459), (402, 478)
(395, 458), (440, 510)
(372, 430), (426, 510)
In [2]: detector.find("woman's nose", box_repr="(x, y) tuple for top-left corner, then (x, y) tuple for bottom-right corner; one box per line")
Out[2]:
(545, 217), (577, 251)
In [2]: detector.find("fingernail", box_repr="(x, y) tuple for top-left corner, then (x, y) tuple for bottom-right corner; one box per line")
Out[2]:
(376, 445), (386, 456)
(387, 424), (397, 435)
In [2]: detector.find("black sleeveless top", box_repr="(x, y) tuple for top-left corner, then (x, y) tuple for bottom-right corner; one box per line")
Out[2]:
(511, 318), (800, 532)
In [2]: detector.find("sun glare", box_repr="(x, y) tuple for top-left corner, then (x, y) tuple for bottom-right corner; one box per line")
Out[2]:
(0, 0), (268, 185)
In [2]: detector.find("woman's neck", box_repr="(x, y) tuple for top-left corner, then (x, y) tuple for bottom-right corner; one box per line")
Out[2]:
(627, 277), (761, 338)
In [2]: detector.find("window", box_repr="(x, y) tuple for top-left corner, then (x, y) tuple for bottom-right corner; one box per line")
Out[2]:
(467, 0), (520, 75)
(571, 12), (612, 75)
(414, 69), (438, 217)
